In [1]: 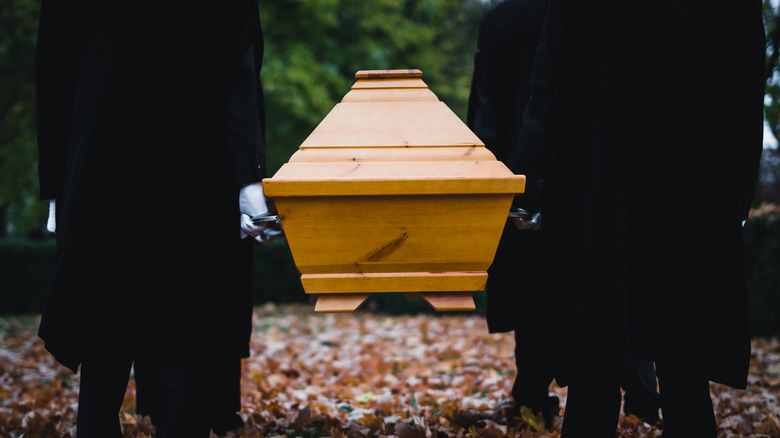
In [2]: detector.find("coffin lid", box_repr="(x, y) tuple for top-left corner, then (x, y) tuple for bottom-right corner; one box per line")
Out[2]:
(263, 69), (525, 197)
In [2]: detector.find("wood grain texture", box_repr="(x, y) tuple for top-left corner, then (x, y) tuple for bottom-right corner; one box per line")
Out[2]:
(419, 292), (476, 311)
(262, 70), (525, 312)
(349, 78), (428, 89)
(300, 272), (487, 293)
(354, 69), (423, 79)
(313, 294), (370, 313)
(273, 194), (512, 275)
(287, 146), (498, 163)
(299, 101), (482, 148)
(341, 88), (438, 102)
(263, 162), (525, 196)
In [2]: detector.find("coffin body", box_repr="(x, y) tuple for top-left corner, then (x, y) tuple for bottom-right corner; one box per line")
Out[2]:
(262, 70), (525, 312)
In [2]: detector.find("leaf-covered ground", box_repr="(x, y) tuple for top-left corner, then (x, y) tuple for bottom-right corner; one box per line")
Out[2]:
(2, 303), (780, 437)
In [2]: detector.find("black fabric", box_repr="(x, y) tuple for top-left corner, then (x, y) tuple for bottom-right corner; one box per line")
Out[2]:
(466, 1), (556, 423)
(132, 355), (212, 438)
(511, 329), (555, 413)
(621, 361), (660, 424)
(35, 2), (265, 436)
(466, 0), (547, 335)
(35, 0), (264, 374)
(516, 0), (765, 389)
(485, 222), (548, 334)
(555, 362), (661, 436)
(560, 373), (622, 438)
(77, 349), (133, 438)
(561, 361), (708, 437)
(467, 7), (660, 428)
(467, 0), (546, 167)
(655, 361), (717, 438)
(135, 356), (242, 433)
(207, 358), (243, 429)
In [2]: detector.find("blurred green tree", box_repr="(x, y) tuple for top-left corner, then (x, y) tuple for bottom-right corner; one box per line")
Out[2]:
(259, 0), (491, 174)
(763, 0), (780, 205)
(0, 0), (43, 238)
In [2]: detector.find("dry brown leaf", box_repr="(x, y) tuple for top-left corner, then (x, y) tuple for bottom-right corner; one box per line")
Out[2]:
(1, 306), (780, 437)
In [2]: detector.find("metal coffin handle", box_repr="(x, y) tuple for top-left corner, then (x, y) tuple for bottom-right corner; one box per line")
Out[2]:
(251, 212), (281, 224)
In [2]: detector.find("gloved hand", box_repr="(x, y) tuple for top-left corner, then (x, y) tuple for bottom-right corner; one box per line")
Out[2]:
(241, 214), (278, 245)
(253, 225), (280, 246)
(46, 199), (56, 233)
(239, 182), (269, 239)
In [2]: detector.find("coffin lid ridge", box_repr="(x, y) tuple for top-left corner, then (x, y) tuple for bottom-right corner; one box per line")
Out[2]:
(263, 69), (525, 197)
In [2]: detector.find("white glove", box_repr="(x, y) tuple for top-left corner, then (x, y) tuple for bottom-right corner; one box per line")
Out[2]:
(253, 225), (278, 246)
(239, 182), (269, 239)
(46, 199), (56, 233)
(241, 214), (275, 243)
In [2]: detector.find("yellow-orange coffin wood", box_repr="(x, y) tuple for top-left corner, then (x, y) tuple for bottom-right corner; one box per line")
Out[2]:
(262, 69), (525, 312)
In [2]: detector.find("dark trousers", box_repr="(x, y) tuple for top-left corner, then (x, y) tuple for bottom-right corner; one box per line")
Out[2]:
(511, 331), (659, 426)
(621, 360), (661, 424)
(135, 355), (242, 432)
(132, 353), (222, 438)
(77, 349), (213, 438)
(655, 361), (717, 438)
(77, 348), (133, 438)
(561, 372), (623, 438)
(511, 331), (556, 413)
(561, 361), (715, 438)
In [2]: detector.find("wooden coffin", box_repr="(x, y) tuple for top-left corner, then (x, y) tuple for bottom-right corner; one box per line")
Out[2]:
(262, 69), (525, 312)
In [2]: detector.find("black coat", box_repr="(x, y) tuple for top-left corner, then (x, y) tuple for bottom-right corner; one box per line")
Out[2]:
(516, 0), (765, 388)
(467, 0), (547, 334)
(35, 1), (266, 373)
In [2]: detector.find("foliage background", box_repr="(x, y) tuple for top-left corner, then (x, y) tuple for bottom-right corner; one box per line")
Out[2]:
(0, 0), (42, 238)
(259, 0), (490, 175)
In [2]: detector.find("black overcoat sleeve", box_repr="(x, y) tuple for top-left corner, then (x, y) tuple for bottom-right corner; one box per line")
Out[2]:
(35, 0), (76, 200)
(226, 0), (267, 185)
(466, 17), (503, 157)
(732, 0), (766, 219)
(510, 6), (554, 214)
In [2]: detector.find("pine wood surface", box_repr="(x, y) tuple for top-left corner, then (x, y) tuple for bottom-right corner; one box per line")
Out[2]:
(300, 272), (488, 293)
(312, 294), (372, 313)
(273, 194), (510, 275)
(353, 69), (423, 79)
(287, 146), (498, 163)
(349, 78), (428, 89)
(263, 162), (524, 196)
(311, 292), (476, 313)
(262, 69), (524, 312)
(298, 101), (481, 148)
(341, 88), (438, 102)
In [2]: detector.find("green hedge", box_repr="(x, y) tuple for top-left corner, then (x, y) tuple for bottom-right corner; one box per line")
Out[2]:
(0, 239), (484, 317)
(2, 218), (777, 336)
(0, 240), (55, 315)
(744, 214), (780, 337)
(0, 239), (312, 315)
(251, 240), (308, 305)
